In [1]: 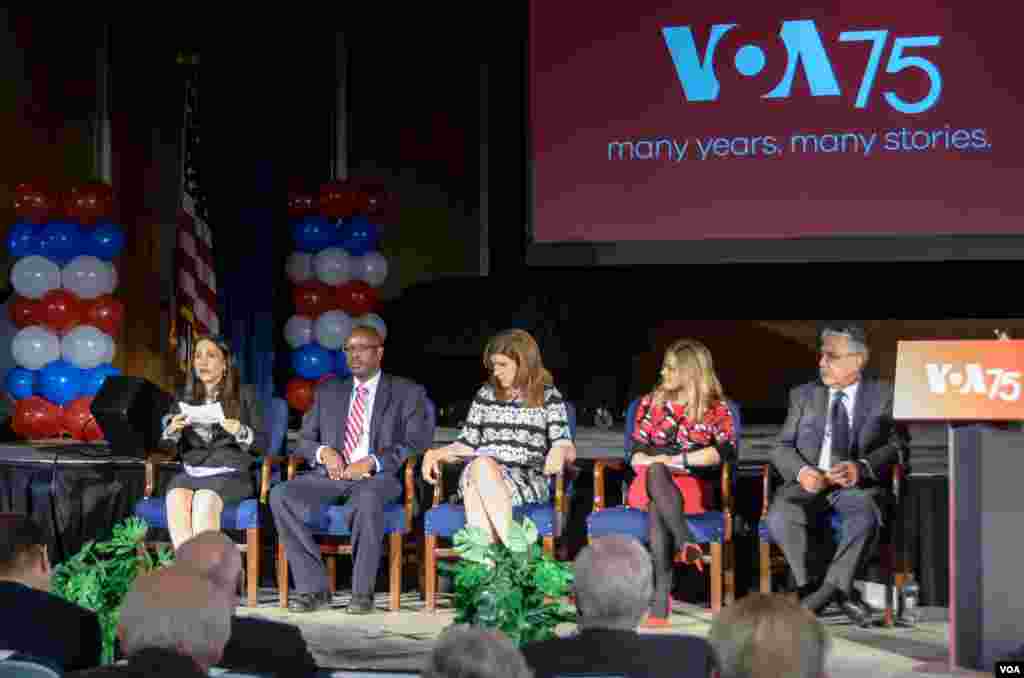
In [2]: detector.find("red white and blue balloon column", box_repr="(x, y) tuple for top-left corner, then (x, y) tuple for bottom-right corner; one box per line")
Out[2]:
(6, 182), (123, 441)
(283, 183), (389, 414)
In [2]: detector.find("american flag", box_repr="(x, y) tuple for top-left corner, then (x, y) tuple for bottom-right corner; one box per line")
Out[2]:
(172, 65), (220, 374)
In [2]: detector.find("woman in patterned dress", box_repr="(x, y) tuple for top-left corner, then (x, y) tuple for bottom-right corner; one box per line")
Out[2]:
(627, 338), (737, 625)
(422, 329), (576, 545)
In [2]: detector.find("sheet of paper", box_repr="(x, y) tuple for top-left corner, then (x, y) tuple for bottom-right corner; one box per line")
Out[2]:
(179, 401), (225, 425)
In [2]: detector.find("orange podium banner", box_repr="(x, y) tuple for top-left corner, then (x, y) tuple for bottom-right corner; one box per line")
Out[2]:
(894, 340), (1024, 420)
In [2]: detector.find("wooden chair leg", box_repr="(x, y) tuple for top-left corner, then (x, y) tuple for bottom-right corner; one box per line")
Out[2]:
(246, 528), (259, 608)
(759, 541), (772, 593)
(277, 543), (289, 609)
(543, 536), (554, 557)
(326, 555), (337, 595)
(425, 535), (438, 613)
(389, 533), (402, 612)
(418, 535), (427, 601)
(723, 541), (735, 606)
(710, 542), (723, 613)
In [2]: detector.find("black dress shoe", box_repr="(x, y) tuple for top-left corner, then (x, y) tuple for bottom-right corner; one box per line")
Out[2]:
(836, 591), (873, 627)
(346, 594), (374, 615)
(288, 591), (332, 613)
(800, 583), (838, 615)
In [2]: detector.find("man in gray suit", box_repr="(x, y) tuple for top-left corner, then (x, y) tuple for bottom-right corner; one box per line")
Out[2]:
(270, 327), (434, 614)
(766, 321), (909, 627)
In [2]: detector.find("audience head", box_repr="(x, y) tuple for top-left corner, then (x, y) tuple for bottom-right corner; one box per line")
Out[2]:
(709, 593), (829, 678)
(118, 567), (233, 672)
(0, 513), (51, 592)
(173, 530), (242, 597)
(344, 326), (385, 381)
(572, 535), (653, 630)
(423, 626), (533, 678)
(483, 329), (552, 408)
(655, 338), (725, 420)
(819, 321), (868, 389)
(186, 334), (241, 417)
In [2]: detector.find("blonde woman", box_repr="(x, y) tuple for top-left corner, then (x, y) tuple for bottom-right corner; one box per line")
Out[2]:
(423, 329), (576, 545)
(627, 339), (737, 624)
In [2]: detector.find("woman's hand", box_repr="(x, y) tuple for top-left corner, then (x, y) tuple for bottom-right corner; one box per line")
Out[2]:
(544, 444), (575, 475)
(422, 447), (454, 485)
(166, 413), (189, 434)
(221, 418), (242, 435)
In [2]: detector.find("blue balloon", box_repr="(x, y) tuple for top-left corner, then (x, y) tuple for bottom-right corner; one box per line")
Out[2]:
(339, 216), (379, 256)
(292, 344), (332, 380)
(332, 350), (352, 379)
(81, 363), (121, 396)
(38, 221), (83, 266)
(88, 222), (125, 260)
(292, 216), (334, 253)
(5, 367), (37, 400)
(37, 360), (83, 406)
(7, 222), (41, 258)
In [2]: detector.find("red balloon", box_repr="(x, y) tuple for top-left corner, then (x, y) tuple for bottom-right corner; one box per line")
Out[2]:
(319, 180), (358, 219)
(9, 295), (42, 329)
(62, 397), (105, 441)
(13, 396), (62, 440)
(13, 183), (56, 223)
(40, 289), (83, 335)
(64, 182), (114, 224)
(286, 377), (315, 412)
(293, 282), (331, 317)
(334, 281), (379, 316)
(83, 295), (124, 336)
(287, 190), (318, 219)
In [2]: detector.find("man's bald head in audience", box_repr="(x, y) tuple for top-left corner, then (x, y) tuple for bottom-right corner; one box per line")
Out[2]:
(118, 567), (233, 671)
(174, 531), (242, 595)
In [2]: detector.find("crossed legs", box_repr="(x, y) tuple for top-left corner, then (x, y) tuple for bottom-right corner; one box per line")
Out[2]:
(462, 457), (514, 545)
(166, 488), (225, 549)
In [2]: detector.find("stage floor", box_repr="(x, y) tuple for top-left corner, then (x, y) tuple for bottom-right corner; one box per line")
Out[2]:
(229, 589), (981, 677)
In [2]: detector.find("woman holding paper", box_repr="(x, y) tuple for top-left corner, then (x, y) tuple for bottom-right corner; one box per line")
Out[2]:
(627, 338), (737, 625)
(421, 329), (575, 545)
(160, 335), (262, 549)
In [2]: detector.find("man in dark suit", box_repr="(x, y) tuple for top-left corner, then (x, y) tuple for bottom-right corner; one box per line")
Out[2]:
(766, 321), (910, 626)
(0, 513), (101, 672)
(522, 535), (713, 678)
(270, 326), (435, 614)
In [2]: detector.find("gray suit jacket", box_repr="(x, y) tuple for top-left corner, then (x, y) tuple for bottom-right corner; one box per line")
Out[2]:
(295, 373), (434, 475)
(770, 378), (910, 486)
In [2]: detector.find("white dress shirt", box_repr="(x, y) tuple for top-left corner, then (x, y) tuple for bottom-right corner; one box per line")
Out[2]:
(818, 380), (859, 471)
(316, 371), (382, 472)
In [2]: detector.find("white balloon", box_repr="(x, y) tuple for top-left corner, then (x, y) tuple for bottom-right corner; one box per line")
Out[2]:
(12, 326), (61, 370)
(11, 256), (61, 299)
(356, 251), (389, 287)
(62, 255), (114, 300)
(354, 313), (387, 341)
(284, 315), (314, 349)
(61, 325), (113, 369)
(314, 310), (354, 350)
(313, 247), (351, 287)
(286, 252), (313, 283)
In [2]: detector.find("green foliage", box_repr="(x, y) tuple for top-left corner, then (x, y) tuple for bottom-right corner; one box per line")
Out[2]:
(51, 517), (174, 664)
(442, 517), (575, 646)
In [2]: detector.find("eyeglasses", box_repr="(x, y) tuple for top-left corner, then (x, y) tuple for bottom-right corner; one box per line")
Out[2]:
(819, 351), (858, 364)
(342, 344), (382, 355)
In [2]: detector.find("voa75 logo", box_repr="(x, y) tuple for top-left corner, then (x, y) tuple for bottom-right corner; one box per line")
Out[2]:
(661, 19), (942, 114)
(925, 363), (1022, 402)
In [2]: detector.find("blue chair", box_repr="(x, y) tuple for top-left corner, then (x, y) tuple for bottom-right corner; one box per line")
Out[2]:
(274, 398), (437, 612)
(422, 402), (577, 612)
(586, 398), (741, 613)
(134, 396), (289, 607)
(757, 460), (910, 626)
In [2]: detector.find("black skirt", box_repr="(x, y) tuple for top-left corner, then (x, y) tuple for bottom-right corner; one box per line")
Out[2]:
(165, 471), (255, 505)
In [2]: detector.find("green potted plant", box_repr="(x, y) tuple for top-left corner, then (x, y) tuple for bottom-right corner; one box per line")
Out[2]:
(51, 517), (174, 664)
(443, 517), (576, 646)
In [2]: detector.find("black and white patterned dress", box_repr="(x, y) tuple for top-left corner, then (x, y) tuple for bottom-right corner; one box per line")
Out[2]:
(455, 383), (572, 506)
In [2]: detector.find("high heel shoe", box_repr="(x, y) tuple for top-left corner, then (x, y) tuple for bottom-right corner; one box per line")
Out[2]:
(680, 543), (704, 573)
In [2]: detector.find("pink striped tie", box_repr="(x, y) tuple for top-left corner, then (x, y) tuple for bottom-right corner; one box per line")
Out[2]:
(342, 386), (368, 465)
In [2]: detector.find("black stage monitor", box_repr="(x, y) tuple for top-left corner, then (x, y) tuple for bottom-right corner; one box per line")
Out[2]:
(90, 376), (175, 458)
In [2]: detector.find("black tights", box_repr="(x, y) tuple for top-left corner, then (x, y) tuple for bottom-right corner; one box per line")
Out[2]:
(646, 463), (696, 617)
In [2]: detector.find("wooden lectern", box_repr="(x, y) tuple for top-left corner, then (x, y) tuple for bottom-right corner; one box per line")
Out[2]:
(895, 340), (1024, 672)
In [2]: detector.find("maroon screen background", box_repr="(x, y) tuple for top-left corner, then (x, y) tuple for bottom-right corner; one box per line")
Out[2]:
(529, 1), (1024, 242)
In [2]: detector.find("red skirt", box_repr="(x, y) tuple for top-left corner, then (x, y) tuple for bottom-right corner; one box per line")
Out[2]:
(626, 465), (713, 514)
